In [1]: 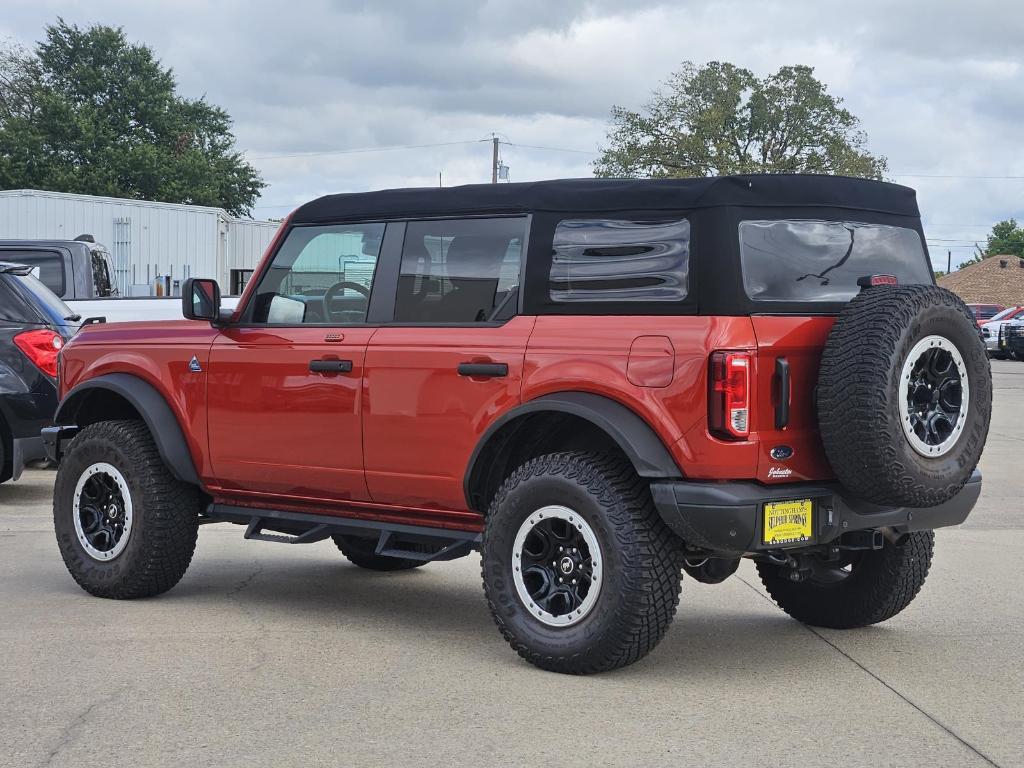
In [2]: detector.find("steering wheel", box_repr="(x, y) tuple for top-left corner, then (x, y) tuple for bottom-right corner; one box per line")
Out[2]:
(323, 281), (370, 323)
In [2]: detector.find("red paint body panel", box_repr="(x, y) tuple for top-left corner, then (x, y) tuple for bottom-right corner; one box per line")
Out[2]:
(522, 316), (761, 480)
(750, 315), (836, 483)
(362, 317), (535, 510)
(205, 326), (376, 502)
(57, 309), (837, 524)
(59, 321), (220, 480)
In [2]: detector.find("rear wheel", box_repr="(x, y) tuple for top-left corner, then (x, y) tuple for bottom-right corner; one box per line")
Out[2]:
(332, 535), (427, 571)
(756, 532), (934, 628)
(54, 420), (201, 599)
(481, 451), (682, 674)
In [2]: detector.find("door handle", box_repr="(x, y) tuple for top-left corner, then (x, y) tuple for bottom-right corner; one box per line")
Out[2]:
(773, 357), (791, 429)
(457, 362), (508, 378)
(309, 359), (353, 374)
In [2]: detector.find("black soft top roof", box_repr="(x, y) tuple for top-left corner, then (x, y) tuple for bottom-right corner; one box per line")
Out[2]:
(292, 174), (920, 224)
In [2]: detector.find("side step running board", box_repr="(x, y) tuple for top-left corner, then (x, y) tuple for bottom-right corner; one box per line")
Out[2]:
(208, 503), (481, 563)
(244, 519), (333, 545)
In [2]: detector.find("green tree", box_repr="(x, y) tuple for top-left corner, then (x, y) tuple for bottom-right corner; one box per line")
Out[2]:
(983, 219), (1024, 258)
(0, 20), (264, 216)
(595, 61), (887, 179)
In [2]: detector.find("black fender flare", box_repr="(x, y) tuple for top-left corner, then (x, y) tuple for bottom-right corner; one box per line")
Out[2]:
(55, 373), (200, 486)
(464, 392), (683, 508)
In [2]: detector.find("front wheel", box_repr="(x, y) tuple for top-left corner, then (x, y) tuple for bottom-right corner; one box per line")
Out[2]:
(54, 420), (201, 599)
(756, 532), (934, 629)
(481, 452), (682, 674)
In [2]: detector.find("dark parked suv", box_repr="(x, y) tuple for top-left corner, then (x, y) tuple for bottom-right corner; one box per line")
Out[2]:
(0, 263), (80, 483)
(44, 176), (991, 673)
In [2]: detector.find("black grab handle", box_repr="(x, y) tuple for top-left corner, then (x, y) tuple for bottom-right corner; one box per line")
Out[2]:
(774, 357), (790, 429)
(309, 359), (353, 374)
(457, 362), (508, 378)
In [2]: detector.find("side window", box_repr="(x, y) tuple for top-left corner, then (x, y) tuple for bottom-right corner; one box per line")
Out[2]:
(394, 217), (526, 323)
(0, 278), (35, 323)
(90, 249), (115, 297)
(549, 219), (690, 302)
(248, 222), (385, 325)
(0, 250), (66, 297)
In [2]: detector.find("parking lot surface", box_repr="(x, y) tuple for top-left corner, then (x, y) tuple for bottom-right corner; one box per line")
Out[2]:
(1, 360), (1022, 768)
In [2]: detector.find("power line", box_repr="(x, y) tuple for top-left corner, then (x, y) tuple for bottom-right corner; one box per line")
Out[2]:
(249, 139), (486, 161)
(500, 141), (598, 155)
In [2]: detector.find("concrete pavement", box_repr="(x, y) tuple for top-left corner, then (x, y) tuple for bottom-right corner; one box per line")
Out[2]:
(1, 361), (1022, 768)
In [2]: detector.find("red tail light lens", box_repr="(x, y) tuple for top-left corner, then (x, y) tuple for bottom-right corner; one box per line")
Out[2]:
(710, 351), (751, 439)
(14, 329), (63, 378)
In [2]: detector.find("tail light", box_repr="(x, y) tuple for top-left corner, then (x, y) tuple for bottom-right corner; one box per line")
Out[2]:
(709, 351), (751, 439)
(14, 329), (63, 378)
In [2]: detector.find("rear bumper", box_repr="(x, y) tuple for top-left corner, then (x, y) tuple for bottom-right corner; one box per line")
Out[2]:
(650, 470), (982, 556)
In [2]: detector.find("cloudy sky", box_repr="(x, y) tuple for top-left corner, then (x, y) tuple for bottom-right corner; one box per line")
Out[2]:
(3, 0), (1022, 268)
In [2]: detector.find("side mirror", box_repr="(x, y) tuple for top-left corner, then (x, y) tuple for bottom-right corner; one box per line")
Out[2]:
(182, 278), (222, 323)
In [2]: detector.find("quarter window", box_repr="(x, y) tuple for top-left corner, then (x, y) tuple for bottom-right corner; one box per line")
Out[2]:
(549, 219), (690, 302)
(248, 223), (385, 324)
(394, 217), (526, 323)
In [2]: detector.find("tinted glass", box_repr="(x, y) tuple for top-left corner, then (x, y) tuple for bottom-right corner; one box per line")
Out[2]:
(0, 277), (36, 323)
(740, 220), (932, 302)
(0, 250), (65, 296)
(90, 249), (116, 297)
(249, 223), (385, 324)
(8, 272), (75, 323)
(394, 217), (525, 323)
(550, 219), (689, 302)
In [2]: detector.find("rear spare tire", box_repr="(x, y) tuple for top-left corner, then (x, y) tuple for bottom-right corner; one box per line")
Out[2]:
(817, 284), (991, 507)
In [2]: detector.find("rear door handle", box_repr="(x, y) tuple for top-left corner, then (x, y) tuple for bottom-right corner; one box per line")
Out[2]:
(310, 359), (353, 374)
(773, 357), (791, 429)
(457, 362), (508, 378)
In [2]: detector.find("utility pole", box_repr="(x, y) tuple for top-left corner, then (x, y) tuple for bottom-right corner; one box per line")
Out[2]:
(491, 135), (500, 184)
(947, 250), (952, 274)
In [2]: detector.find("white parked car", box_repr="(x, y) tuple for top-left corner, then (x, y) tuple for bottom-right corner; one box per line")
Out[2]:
(980, 306), (1024, 357)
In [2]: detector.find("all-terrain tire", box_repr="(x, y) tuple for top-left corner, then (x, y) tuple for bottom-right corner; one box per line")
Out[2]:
(481, 451), (682, 674)
(54, 420), (201, 599)
(817, 284), (991, 507)
(332, 535), (427, 571)
(756, 532), (934, 628)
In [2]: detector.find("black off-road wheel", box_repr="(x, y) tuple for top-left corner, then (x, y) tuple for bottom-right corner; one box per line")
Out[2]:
(332, 535), (427, 571)
(817, 284), (991, 507)
(481, 451), (682, 675)
(756, 532), (934, 628)
(54, 420), (201, 599)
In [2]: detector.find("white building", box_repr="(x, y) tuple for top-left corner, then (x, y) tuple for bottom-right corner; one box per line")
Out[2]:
(0, 189), (281, 295)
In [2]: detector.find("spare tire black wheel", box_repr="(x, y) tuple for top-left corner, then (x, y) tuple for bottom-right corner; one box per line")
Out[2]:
(817, 284), (991, 508)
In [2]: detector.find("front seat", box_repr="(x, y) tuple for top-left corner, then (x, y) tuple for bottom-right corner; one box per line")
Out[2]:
(433, 235), (506, 322)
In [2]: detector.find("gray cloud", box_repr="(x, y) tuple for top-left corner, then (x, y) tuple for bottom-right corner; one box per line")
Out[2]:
(1, 0), (1021, 265)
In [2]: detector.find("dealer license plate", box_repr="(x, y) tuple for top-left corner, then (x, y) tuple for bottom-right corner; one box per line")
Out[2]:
(763, 499), (813, 546)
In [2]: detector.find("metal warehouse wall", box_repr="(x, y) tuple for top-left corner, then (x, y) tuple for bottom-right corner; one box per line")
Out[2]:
(0, 190), (278, 294)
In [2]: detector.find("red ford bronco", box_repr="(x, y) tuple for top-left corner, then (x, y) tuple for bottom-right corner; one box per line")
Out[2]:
(44, 176), (991, 674)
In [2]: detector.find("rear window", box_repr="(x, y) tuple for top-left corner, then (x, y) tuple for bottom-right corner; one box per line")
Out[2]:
(11, 272), (76, 323)
(739, 220), (932, 303)
(0, 250), (66, 297)
(550, 218), (689, 303)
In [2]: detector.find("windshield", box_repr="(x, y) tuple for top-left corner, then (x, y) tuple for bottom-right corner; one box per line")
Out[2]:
(739, 219), (933, 303)
(987, 307), (1016, 322)
(12, 271), (78, 323)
